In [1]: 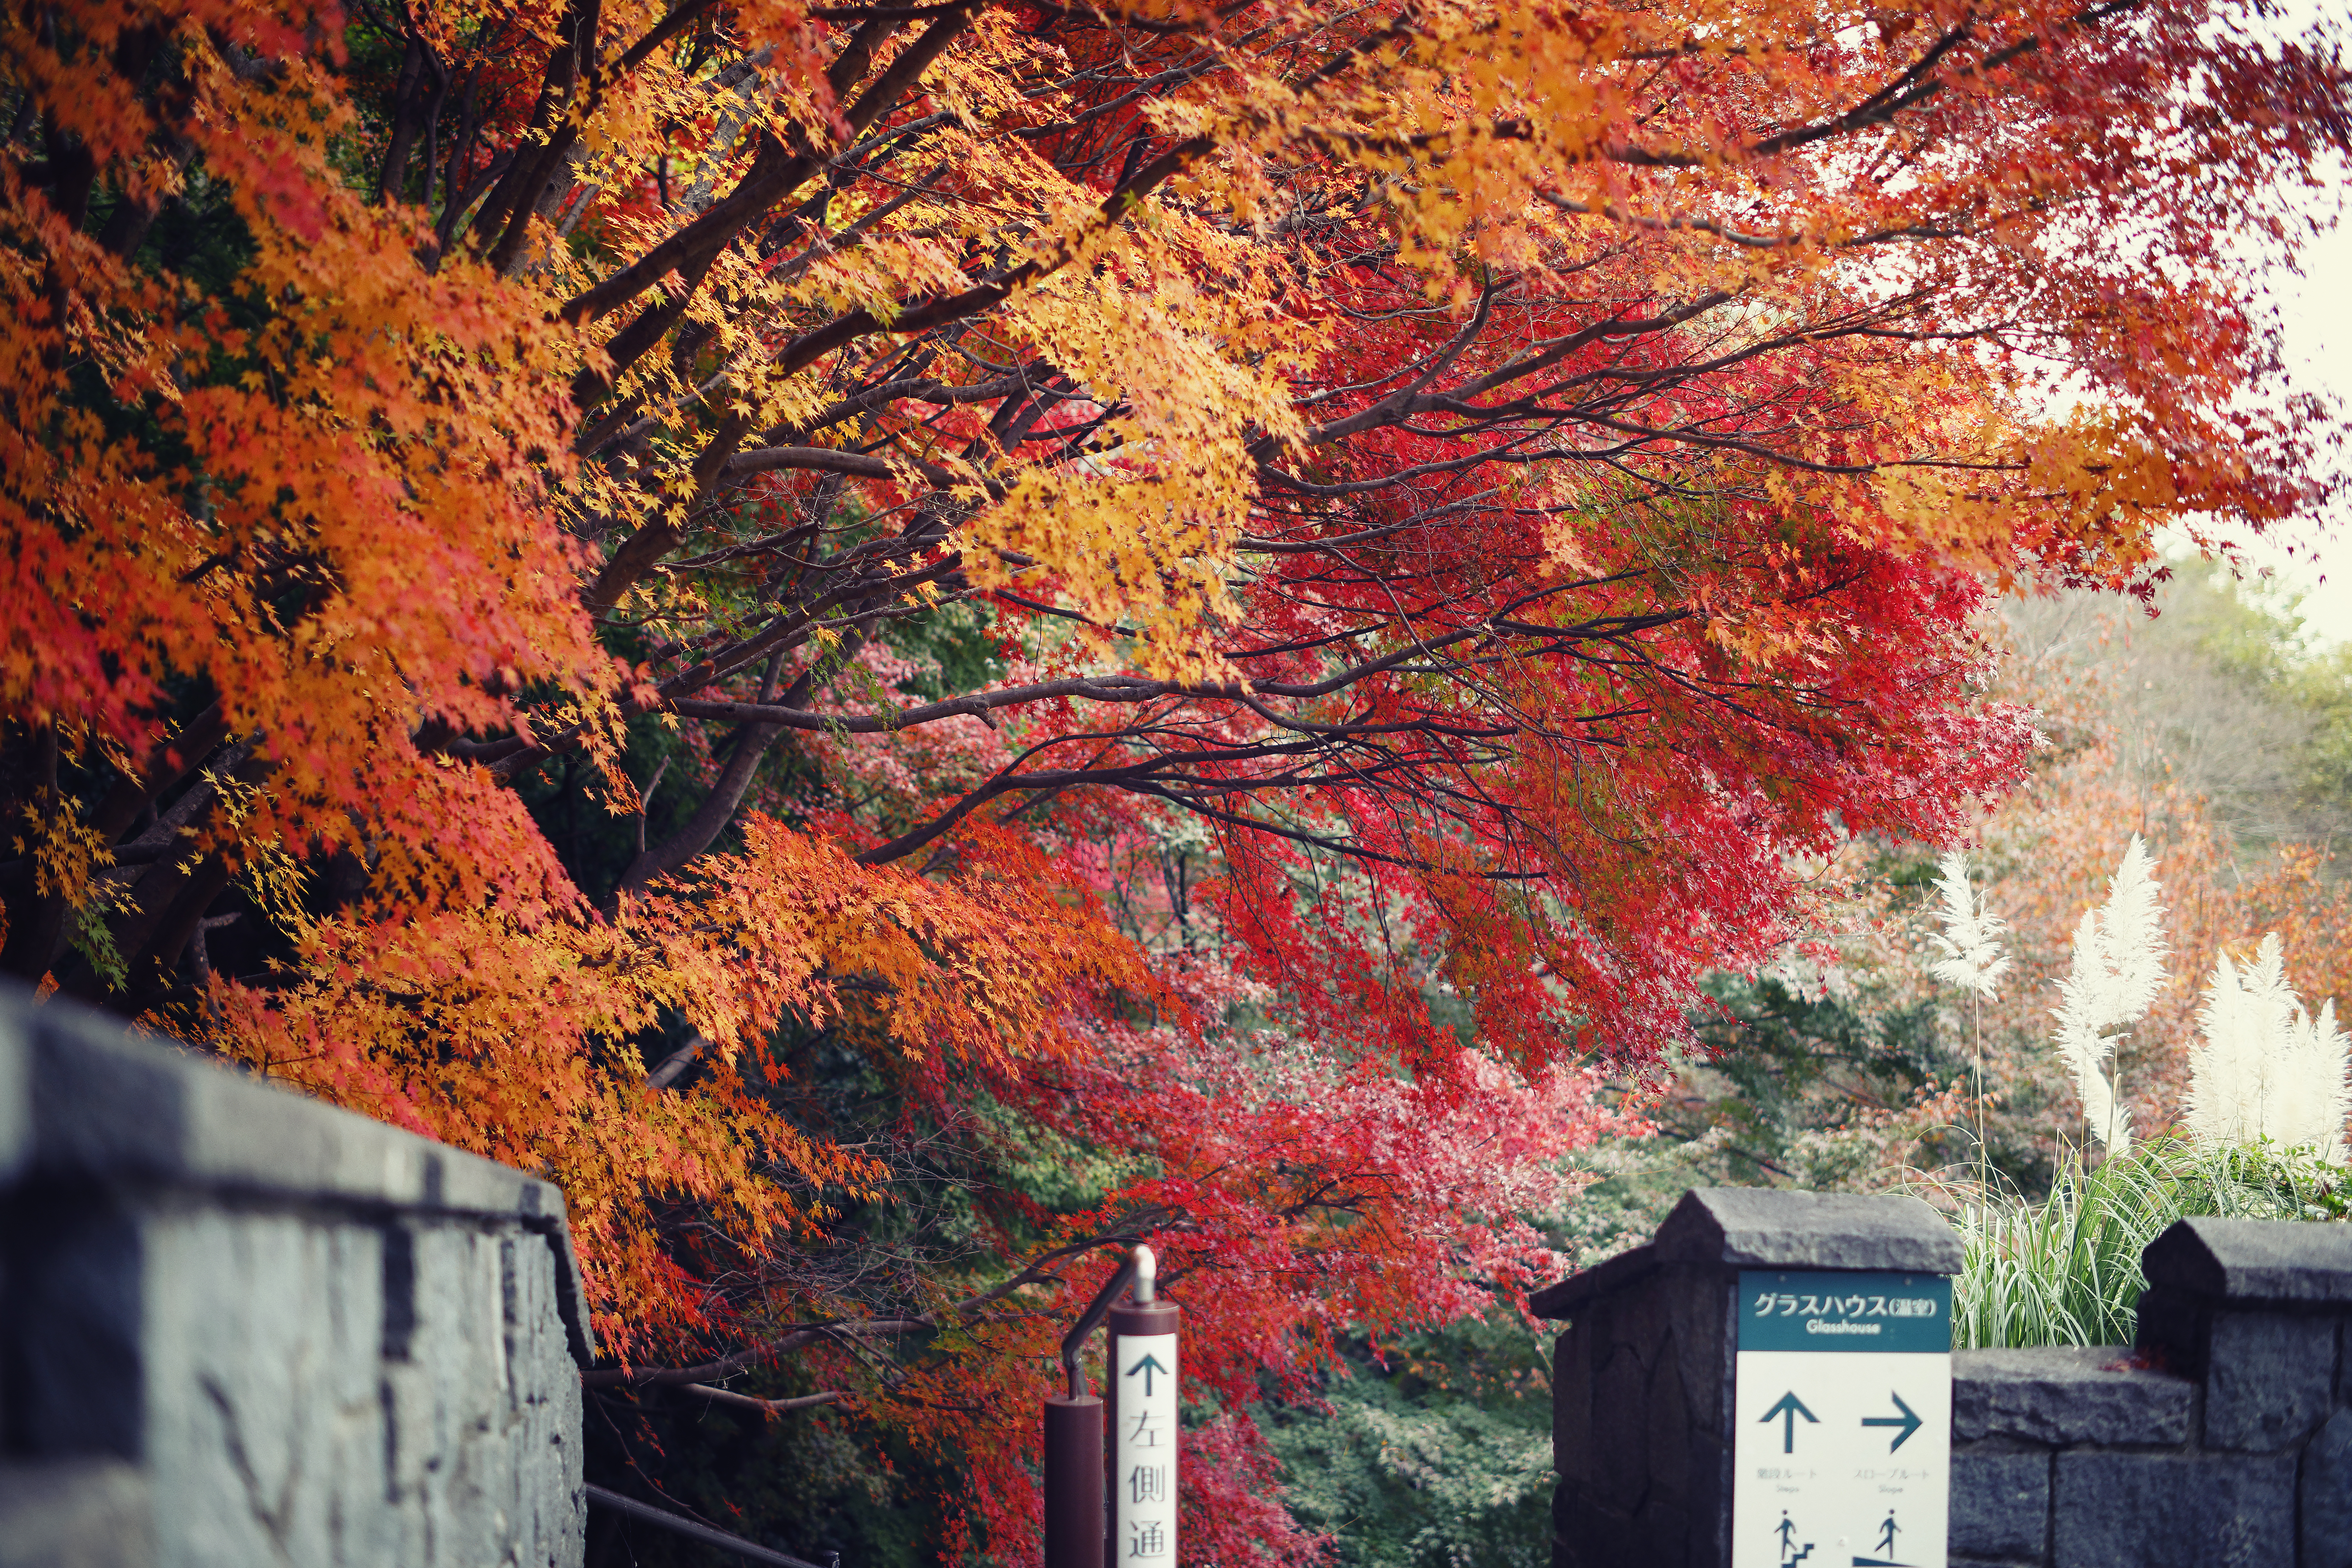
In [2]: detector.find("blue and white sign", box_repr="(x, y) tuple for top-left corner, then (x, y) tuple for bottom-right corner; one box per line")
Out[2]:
(1729, 1270), (1952, 1568)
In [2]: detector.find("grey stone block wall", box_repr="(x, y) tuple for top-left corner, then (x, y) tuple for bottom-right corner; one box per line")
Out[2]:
(0, 985), (593, 1568)
(1949, 1216), (2352, 1568)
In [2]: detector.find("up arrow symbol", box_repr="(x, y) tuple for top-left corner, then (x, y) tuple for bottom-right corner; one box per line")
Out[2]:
(1862, 1391), (1924, 1452)
(1125, 1353), (1169, 1397)
(1759, 1391), (1818, 1454)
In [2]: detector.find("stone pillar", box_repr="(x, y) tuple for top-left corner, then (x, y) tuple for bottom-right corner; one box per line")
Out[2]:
(0, 985), (595, 1568)
(2130, 1216), (2352, 1568)
(1533, 1188), (1962, 1568)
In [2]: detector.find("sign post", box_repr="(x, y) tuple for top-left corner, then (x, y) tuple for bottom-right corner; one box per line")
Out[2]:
(1044, 1246), (1178, 1568)
(1729, 1269), (1953, 1568)
(1105, 1247), (1178, 1568)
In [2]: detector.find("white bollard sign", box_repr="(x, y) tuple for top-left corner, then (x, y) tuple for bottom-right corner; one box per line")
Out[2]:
(1111, 1328), (1178, 1567)
(1729, 1269), (1952, 1568)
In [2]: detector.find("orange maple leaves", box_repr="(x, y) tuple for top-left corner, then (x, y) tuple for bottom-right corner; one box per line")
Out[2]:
(209, 816), (1156, 1355)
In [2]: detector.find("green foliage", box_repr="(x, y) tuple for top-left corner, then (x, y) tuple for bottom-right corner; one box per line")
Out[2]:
(1267, 1317), (1554, 1568)
(885, 597), (1010, 704)
(1670, 973), (1971, 1190)
(1950, 1137), (2349, 1350)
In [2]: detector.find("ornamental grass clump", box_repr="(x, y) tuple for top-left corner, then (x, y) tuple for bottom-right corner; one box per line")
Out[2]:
(1946, 837), (2351, 1350)
(1950, 1140), (2348, 1349)
(1950, 1148), (2177, 1350)
(1927, 849), (2009, 1192)
(2188, 934), (2352, 1161)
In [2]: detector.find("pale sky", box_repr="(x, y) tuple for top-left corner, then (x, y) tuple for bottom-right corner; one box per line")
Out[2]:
(2187, 182), (2352, 649)
(2182, 32), (2352, 651)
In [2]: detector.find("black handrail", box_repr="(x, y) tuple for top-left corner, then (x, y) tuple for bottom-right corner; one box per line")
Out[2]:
(1059, 1250), (1140, 1399)
(587, 1483), (837, 1568)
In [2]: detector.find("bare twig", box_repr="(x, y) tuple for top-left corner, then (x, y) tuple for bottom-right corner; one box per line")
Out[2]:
(681, 1384), (846, 1415)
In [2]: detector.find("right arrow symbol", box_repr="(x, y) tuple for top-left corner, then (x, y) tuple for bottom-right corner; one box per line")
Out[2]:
(1861, 1391), (1923, 1452)
(1760, 1391), (1819, 1454)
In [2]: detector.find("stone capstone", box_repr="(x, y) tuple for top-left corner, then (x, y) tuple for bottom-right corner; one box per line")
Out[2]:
(1951, 1345), (2193, 1446)
(2141, 1216), (2352, 1306)
(1649, 1187), (1965, 1274)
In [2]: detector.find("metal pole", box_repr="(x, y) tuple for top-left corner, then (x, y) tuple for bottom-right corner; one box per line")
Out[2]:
(584, 1484), (830, 1568)
(1043, 1392), (1104, 1568)
(1045, 1249), (1140, 1568)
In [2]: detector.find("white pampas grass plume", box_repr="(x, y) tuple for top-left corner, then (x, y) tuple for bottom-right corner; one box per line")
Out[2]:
(2282, 1001), (2352, 1162)
(1928, 849), (2010, 998)
(2189, 934), (2352, 1160)
(2186, 939), (2289, 1149)
(2049, 835), (2169, 1154)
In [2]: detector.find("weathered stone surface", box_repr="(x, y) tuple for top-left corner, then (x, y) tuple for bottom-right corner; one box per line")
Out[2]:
(1644, 1324), (1691, 1521)
(0, 1014), (28, 1187)
(0, 1460), (154, 1568)
(1554, 1483), (1637, 1568)
(2199, 1309), (2336, 1452)
(7, 992), (594, 1364)
(1951, 1346), (2192, 1446)
(1592, 1333), (1651, 1509)
(0, 983), (588, 1568)
(2141, 1215), (2352, 1305)
(1532, 1241), (1657, 1318)
(2052, 1451), (2295, 1568)
(1661, 1262), (1736, 1438)
(5, 1184), (145, 1458)
(1554, 1324), (1593, 1484)
(1950, 1448), (2048, 1563)
(1648, 1188), (1965, 1274)
(2305, 1408), (2352, 1568)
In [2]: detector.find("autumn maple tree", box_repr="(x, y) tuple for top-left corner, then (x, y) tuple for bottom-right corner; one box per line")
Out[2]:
(3, 0), (2346, 1553)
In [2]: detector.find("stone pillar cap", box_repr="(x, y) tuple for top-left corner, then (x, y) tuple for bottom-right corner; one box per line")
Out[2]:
(1652, 1187), (1962, 1271)
(0, 983), (597, 1362)
(1532, 1187), (1961, 1318)
(2141, 1214), (2352, 1304)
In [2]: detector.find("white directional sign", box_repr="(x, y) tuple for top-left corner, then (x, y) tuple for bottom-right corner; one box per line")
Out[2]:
(1112, 1330), (1178, 1568)
(1730, 1270), (1952, 1568)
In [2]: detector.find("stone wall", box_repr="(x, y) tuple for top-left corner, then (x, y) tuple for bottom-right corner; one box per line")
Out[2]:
(1950, 1216), (2352, 1568)
(0, 985), (593, 1568)
(1538, 1188), (2352, 1568)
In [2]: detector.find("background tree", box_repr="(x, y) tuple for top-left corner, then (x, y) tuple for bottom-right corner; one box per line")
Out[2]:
(1594, 573), (2352, 1214)
(5, 0), (2349, 1558)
